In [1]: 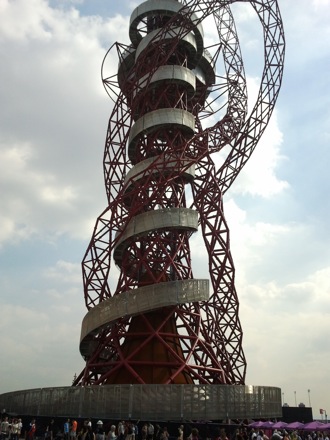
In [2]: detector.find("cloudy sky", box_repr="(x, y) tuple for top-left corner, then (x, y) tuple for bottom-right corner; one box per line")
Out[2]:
(0, 0), (329, 419)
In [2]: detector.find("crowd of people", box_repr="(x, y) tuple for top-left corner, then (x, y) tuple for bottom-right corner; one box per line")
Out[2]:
(242, 428), (329, 440)
(1, 417), (329, 440)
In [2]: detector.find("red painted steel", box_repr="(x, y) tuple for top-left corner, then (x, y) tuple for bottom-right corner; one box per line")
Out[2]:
(73, 0), (285, 386)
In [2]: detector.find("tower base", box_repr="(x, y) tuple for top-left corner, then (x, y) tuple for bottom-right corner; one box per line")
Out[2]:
(0, 384), (281, 421)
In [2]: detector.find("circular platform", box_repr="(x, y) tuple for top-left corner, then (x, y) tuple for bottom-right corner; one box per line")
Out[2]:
(0, 384), (281, 421)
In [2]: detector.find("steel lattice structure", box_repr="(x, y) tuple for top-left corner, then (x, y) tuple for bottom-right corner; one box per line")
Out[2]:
(73, 0), (285, 387)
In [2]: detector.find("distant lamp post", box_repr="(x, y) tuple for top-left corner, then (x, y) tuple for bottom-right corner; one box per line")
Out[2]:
(294, 391), (297, 406)
(282, 392), (285, 406)
(308, 389), (311, 407)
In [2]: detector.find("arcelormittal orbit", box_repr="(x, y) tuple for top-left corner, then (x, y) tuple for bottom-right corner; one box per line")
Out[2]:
(73, 0), (285, 387)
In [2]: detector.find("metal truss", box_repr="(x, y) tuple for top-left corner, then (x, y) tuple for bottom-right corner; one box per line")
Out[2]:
(73, 0), (285, 387)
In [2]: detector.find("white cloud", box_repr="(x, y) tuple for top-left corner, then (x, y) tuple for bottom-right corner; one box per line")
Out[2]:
(312, 0), (330, 8)
(0, 1), (129, 245)
(43, 259), (81, 283)
(242, 266), (330, 403)
(233, 113), (288, 198)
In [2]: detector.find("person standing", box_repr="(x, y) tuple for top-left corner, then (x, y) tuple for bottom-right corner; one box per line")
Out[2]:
(82, 426), (95, 440)
(107, 426), (116, 440)
(188, 428), (199, 440)
(47, 420), (57, 440)
(11, 419), (19, 440)
(117, 423), (125, 440)
(160, 428), (169, 440)
(27, 420), (36, 440)
(16, 419), (23, 440)
(1, 417), (9, 440)
(132, 423), (138, 440)
(177, 426), (184, 440)
(126, 423), (134, 440)
(147, 424), (154, 440)
(141, 425), (147, 440)
(95, 421), (104, 440)
(64, 420), (70, 440)
(70, 420), (78, 440)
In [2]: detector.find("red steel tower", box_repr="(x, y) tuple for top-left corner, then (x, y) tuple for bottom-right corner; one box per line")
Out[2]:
(74, 0), (285, 386)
